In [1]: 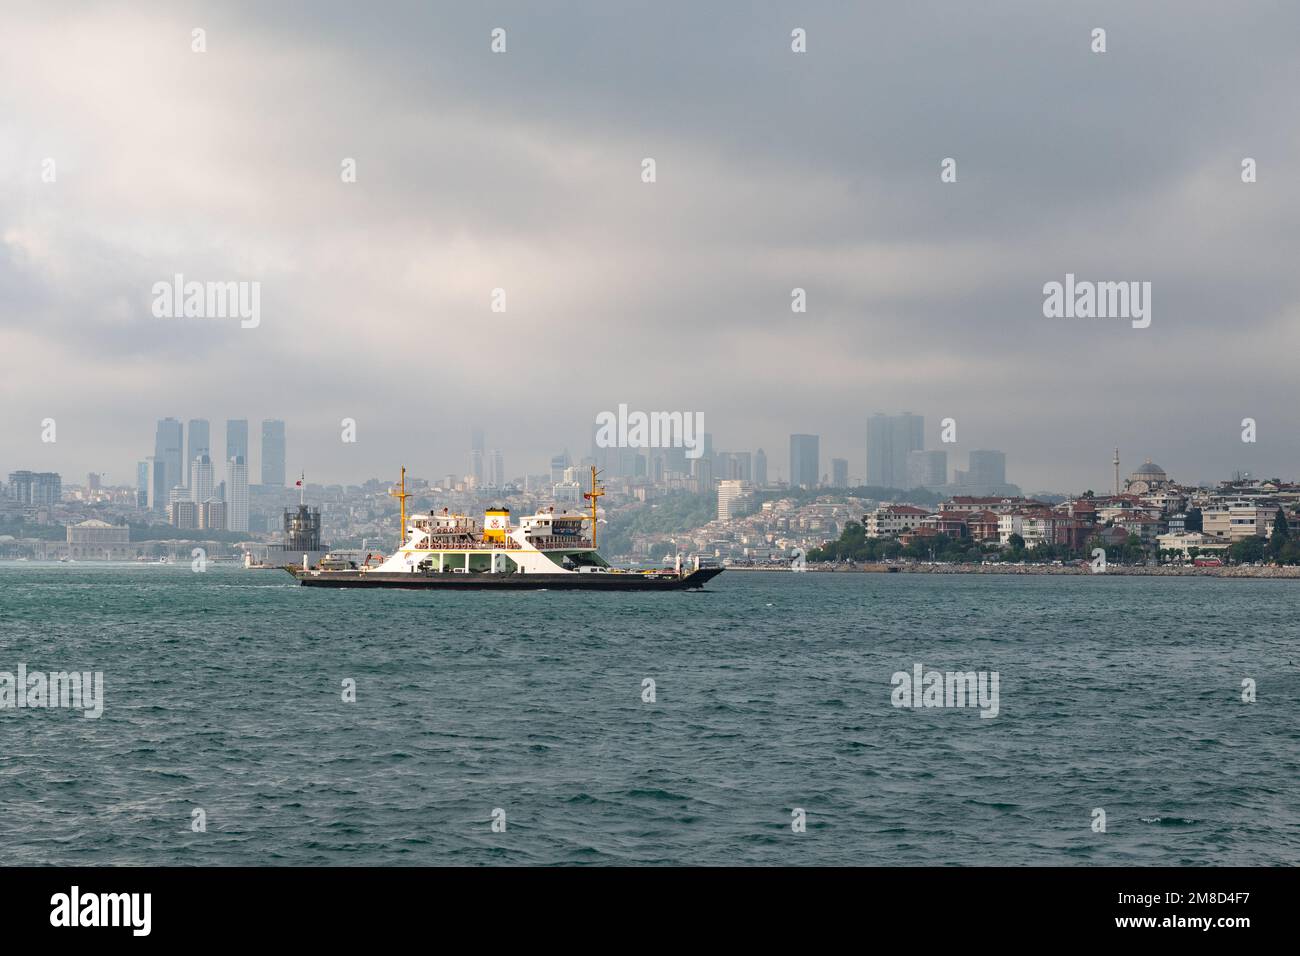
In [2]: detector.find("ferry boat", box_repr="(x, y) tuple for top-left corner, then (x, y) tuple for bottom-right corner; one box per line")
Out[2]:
(285, 467), (722, 591)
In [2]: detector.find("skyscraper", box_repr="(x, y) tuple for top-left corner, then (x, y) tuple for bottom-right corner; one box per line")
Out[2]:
(136, 461), (149, 508)
(866, 415), (889, 486)
(732, 451), (752, 482)
(261, 420), (286, 487)
(754, 448), (768, 487)
(867, 412), (924, 489)
(717, 480), (747, 521)
(663, 445), (687, 476)
(714, 450), (733, 480)
(691, 453), (714, 495)
(789, 434), (820, 489)
(154, 418), (183, 496)
(966, 450), (1007, 490)
(906, 449), (948, 490)
(489, 449), (505, 488)
(550, 451), (571, 484)
(190, 455), (214, 504)
(226, 420), (249, 473)
(186, 419), (210, 487)
(145, 456), (168, 511)
(470, 427), (485, 486)
(831, 458), (849, 488)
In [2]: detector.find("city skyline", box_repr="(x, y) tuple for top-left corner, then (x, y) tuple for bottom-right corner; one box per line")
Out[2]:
(11, 407), (1296, 497)
(11, 409), (1299, 501)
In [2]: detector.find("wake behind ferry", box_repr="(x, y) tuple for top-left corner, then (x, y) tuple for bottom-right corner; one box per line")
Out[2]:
(285, 466), (722, 591)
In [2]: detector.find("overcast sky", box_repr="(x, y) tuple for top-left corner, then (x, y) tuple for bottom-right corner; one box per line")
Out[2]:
(3, 1), (1299, 492)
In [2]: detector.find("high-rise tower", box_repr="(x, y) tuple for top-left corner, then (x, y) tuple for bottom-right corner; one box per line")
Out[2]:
(186, 419), (210, 487)
(261, 420), (286, 487)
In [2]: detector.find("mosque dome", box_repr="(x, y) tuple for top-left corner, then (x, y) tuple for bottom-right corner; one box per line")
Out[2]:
(1125, 459), (1169, 493)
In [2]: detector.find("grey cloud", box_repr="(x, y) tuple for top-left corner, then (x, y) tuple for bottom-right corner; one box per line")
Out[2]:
(2, 0), (1299, 490)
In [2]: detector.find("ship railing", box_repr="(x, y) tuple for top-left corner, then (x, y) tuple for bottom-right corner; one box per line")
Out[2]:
(418, 536), (523, 550)
(526, 536), (594, 550)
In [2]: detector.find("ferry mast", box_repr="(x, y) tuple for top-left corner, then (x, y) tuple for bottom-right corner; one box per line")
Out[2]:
(388, 466), (411, 549)
(582, 465), (605, 549)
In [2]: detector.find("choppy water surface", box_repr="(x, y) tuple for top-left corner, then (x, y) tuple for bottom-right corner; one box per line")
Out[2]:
(1, 564), (1296, 865)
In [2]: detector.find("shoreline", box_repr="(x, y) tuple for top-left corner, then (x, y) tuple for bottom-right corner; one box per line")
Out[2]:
(726, 563), (1300, 579)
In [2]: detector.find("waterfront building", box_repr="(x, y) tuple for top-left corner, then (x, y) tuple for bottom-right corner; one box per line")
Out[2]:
(66, 519), (131, 560)
(1157, 531), (1232, 559)
(965, 510), (1002, 542)
(864, 504), (930, 538)
(1111, 512), (1162, 543)
(1202, 499), (1272, 541)
(940, 496), (1046, 515)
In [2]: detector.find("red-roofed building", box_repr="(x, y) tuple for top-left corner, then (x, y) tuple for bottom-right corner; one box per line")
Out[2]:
(965, 510), (1002, 542)
(899, 525), (941, 547)
(865, 504), (931, 538)
(940, 496), (1050, 515)
(1112, 511), (1161, 543)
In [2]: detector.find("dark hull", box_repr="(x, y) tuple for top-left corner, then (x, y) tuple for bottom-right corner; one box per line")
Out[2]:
(286, 567), (723, 591)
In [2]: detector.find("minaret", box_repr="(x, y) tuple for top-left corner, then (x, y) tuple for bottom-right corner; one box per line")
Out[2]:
(1113, 448), (1120, 496)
